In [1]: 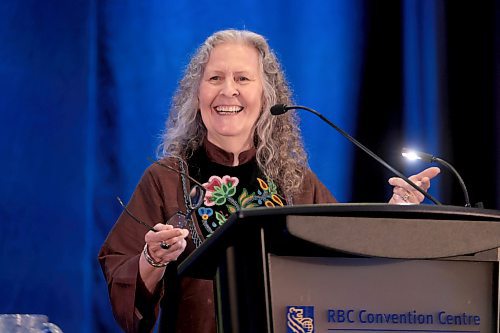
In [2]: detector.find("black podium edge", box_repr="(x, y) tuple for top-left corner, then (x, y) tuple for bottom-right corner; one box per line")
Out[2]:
(177, 203), (500, 278)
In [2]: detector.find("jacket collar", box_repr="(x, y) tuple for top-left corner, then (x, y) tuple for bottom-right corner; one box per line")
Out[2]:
(203, 138), (256, 166)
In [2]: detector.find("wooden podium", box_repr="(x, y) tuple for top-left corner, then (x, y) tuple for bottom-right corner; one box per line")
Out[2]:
(178, 204), (500, 333)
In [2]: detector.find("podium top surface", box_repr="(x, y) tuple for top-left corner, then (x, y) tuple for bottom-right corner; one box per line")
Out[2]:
(234, 203), (500, 220)
(178, 203), (500, 278)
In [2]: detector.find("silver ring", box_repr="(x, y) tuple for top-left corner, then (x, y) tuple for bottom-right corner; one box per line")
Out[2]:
(160, 241), (170, 250)
(402, 193), (410, 201)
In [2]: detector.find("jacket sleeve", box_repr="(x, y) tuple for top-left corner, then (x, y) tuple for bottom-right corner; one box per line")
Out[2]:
(98, 161), (183, 332)
(293, 168), (338, 204)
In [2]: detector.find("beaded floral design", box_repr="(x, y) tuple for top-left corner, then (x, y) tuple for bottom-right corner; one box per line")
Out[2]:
(196, 176), (285, 238)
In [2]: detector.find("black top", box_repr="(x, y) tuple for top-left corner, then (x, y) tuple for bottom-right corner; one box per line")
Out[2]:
(187, 143), (287, 240)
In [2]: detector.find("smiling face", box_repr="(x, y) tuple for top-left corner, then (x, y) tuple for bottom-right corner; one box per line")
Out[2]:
(198, 42), (263, 151)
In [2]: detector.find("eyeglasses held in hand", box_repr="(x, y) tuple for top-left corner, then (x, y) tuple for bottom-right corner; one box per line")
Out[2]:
(117, 158), (206, 231)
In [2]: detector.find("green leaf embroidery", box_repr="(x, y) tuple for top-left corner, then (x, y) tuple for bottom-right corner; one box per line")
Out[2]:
(227, 185), (237, 197)
(215, 211), (226, 225)
(214, 197), (226, 205)
(212, 192), (226, 205)
(268, 181), (278, 195)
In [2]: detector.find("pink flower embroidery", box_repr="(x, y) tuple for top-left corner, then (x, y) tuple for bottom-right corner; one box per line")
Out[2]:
(203, 175), (239, 206)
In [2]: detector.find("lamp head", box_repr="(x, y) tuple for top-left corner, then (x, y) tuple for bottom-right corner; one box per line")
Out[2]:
(401, 148), (435, 163)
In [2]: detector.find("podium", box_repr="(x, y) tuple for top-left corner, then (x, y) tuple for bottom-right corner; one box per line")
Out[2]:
(178, 204), (500, 333)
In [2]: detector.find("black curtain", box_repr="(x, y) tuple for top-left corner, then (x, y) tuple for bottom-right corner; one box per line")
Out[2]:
(352, 0), (499, 209)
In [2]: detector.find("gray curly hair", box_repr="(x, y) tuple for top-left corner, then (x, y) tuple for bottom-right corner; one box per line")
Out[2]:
(158, 29), (308, 198)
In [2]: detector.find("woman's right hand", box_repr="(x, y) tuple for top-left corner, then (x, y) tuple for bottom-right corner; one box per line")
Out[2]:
(145, 223), (190, 265)
(139, 224), (189, 293)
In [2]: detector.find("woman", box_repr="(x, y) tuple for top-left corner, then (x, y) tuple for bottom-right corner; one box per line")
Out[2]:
(98, 29), (439, 333)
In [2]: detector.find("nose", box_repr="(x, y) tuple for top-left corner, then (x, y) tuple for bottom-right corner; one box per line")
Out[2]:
(220, 79), (239, 97)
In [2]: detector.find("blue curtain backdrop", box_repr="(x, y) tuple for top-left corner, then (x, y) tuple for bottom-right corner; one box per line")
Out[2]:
(0, 0), (498, 332)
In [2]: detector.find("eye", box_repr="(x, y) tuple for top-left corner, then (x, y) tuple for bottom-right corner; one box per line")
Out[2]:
(208, 76), (221, 81)
(236, 76), (250, 82)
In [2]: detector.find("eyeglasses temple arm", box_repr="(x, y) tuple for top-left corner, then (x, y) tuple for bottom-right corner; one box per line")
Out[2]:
(116, 197), (157, 232)
(147, 157), (205, 188)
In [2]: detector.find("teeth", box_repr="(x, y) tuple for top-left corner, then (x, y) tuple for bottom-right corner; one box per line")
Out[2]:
(214, 105), (243, 113)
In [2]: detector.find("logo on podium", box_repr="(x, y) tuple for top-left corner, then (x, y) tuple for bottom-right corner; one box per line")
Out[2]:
(286, 306), (314, 333)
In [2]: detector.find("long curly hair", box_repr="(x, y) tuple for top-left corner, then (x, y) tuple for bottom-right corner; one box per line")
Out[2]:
(158, 29), (308, 198)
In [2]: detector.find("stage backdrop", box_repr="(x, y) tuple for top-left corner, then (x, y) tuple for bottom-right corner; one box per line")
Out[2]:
(0, 0), (498, 332)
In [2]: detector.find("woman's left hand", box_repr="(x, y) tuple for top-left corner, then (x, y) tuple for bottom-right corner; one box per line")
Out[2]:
(388, 167), (441, 204)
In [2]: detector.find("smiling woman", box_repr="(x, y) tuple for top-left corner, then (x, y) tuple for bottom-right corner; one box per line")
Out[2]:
(98, 29), (438, 333)
(98, 29), (337, 333)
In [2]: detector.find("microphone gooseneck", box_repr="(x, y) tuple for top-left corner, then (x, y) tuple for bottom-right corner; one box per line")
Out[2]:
(272, 104), (442, 205)
(402, 148), (471, 207)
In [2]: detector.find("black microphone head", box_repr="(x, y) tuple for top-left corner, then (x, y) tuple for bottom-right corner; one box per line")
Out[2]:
(270, 104), (288, 115)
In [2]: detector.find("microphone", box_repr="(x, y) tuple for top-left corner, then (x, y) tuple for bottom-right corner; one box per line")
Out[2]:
(270, 104), (292, 115)
(402, 148), (471, 207)
(270, 104), (442, 205)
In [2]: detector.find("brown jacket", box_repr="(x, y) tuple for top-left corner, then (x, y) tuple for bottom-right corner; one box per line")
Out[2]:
(98, 143), (336, 333)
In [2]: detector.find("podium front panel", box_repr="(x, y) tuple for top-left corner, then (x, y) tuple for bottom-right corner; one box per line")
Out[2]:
(268, 255), (496, 333)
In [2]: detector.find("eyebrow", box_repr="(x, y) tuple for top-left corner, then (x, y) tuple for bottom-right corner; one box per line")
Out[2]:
(204, 69), (257, 76)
